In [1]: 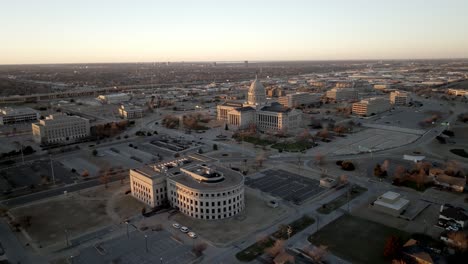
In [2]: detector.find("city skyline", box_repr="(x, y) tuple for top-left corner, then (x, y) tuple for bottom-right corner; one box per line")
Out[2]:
(1, 0), (468, 64)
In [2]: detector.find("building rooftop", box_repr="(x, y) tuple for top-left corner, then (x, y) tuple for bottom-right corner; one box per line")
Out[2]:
(0, 107), (38, 116)
(260, 102), (292, 113)
(169, 163), (244, 191)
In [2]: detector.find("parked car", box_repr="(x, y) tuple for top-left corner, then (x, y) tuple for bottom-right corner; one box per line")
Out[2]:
(180, 226), (189, 233)
(172, 223), (181, 229)
(187, 232), (197, 238)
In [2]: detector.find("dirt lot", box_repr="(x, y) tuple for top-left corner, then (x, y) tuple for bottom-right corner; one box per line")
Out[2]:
(9, 182), (142, 248)
(171, 188), (290, 246)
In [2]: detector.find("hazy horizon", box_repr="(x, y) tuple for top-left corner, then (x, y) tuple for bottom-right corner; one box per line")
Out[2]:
(2, 0), (468, 64)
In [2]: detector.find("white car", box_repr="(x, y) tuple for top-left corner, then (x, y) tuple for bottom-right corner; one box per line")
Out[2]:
(172, 223), (181, 229)
(187, 232), (197, 238)
(180, 226), (189, 233)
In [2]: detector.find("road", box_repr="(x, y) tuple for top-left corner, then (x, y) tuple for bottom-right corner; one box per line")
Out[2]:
(1, 174), (125, 207)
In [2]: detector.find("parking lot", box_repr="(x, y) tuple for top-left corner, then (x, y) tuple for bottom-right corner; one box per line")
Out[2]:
(74, 230), (197, 264)
(150, 135), (201, 153)
(0, 160), (76, 192)
(245, 169), (325, 204)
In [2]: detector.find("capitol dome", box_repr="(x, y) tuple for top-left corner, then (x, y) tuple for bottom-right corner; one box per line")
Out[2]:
(247, 76), (267, 106)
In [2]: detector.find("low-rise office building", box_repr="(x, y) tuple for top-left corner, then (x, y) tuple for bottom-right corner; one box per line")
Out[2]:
(390, 91), (410, 105)
(0, 107), (39, 125)
(98, 93), (131, 104)
(352, 97), (390, 116)
(278, 92), (321, 108)
(129, 155), (245, 220)
(325, 88), (358, 101)
(119, 105), (144, 119)
(32, 114), (90, 144)
(372, 191), (410, 217)
(447, 89), (468, 97)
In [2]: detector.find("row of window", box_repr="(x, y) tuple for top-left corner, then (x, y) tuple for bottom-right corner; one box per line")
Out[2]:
(170, 183), (242, 198)
(173, 192), (242, 207)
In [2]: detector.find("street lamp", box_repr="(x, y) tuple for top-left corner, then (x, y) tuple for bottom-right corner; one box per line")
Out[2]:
(65, 229), (70, 246)
(70, 255), (74, 264)
(125, 221), (129, 238)
(50, 154), (56, 185)
(160, 257), (163, 264)
(145, 235), (148, 253)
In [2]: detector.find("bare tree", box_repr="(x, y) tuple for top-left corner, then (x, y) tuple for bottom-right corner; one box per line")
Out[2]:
(192, 242), (208, 257)
(255, 152), (266, 168)
(393, 166), (407, 184)
(304, 245), (328, 262)
(265, 239), (285, 258)
(447, 231), (468, 251)
(315, 153), (325, 166)
(339, 174), (348, 185)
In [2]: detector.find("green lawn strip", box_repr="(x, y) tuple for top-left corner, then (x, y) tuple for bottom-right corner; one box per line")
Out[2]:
(236, 215), (315, 261)
(235, 237), (275, 262)
(272, 215), (315, 239)
(242, 136), (275, 146)
(317, 185), (367, 214)
(398, 181), (432, 192)
(450, 148), (468, 158)
(271, 140), (314, 152)
(309, 214), (410, 264)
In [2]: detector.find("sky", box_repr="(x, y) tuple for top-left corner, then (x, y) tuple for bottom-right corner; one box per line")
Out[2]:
(1, 0), (468, 64)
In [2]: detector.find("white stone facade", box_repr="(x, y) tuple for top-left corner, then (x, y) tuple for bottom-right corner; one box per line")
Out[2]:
(32, 114), (90, 144)
(352, 97), (390, 116)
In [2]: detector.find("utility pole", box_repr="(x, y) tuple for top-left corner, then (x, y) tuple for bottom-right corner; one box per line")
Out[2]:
(50, 155), (56, 185)
(125, 221), (129, 238)
(65, 229), (70, 246)
(145, 235), (148, 252)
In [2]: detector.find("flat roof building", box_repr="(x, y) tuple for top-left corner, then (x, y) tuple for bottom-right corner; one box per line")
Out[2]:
(390, 91), (410, 105)
(130, 155), (245, 220)
(278, 92), (321, 108)
(372, 191), (410, 217)
(98, 93), (131, 104)
(0, 107), (39, 125)
(119, 105), (144, 119)
(325, 88), (358, 101)
(352, 97), (390, 116)
(32, 114), (90, 145)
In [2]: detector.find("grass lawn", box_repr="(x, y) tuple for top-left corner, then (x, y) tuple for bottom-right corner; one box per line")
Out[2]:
(271, 141), (315, 152)
(397, 181), (432, 192)
(309, 214), (410, 264)
(450, 148), (468, 158)
(317, 185), (367, 214)
(236, 237), (275, 262)
(242, 136), (275, 146)
(273, 214), (315, 239)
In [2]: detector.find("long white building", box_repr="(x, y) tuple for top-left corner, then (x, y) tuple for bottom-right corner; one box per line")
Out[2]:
(325, 88), (358, 101)
(98, 93), (131, 104)
(32, 114), (90, 144)
(389, 91), (410, 105)
(0, 107), (39, 125)
(352, 97), (391, 116)
(130, 155), (245, 220)
(278, 92), (321, 108)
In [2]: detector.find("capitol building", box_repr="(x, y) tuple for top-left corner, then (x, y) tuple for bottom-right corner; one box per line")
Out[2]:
(217, 77), (302, 133)
(130, 154), (245, 220)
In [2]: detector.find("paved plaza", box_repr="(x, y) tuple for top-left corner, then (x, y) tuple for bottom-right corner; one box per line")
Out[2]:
(74, 230), (197, 264)
(245, 169), (324, 204)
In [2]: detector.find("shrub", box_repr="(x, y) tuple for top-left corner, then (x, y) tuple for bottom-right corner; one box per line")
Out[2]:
(336, 160), (343, 166)
(341, 161), (355, 171)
